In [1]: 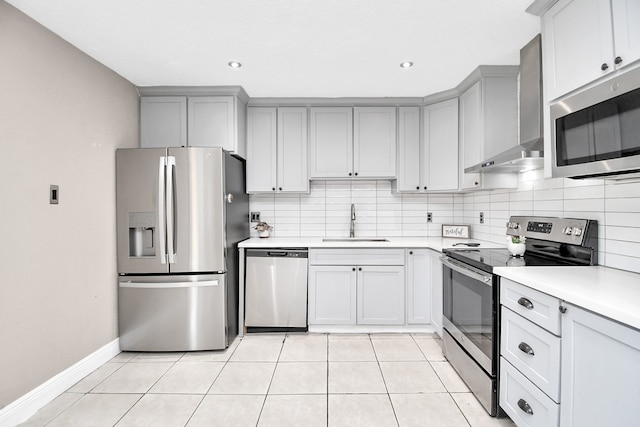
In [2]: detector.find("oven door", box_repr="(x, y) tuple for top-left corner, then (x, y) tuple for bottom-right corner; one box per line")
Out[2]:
(441, 255), (497, 375)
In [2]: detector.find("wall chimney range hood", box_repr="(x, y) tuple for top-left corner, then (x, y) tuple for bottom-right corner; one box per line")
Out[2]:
(466, 34), (544, 173)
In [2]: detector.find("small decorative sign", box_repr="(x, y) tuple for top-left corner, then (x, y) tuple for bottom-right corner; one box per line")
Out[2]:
(442, 225), (470, 239)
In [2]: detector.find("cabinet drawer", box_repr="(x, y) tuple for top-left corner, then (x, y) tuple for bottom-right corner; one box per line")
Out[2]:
(500, 357), (559, 427)
(500, 278), (560, 335)
(501, 307), (560, 401)
(309, 249), (405, 266)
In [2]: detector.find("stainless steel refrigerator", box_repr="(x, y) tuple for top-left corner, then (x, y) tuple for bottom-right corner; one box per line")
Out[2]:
(116, 147), (248, 351)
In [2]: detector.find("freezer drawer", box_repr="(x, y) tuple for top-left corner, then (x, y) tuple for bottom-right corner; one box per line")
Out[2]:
(119, 274), (227, 351)
(245, 249), (308, 329)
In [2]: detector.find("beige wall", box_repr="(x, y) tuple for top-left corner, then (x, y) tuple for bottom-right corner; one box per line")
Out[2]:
(0, 1), (139, 408)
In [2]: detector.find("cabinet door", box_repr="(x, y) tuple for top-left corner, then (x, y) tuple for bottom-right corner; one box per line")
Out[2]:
(560, 303), (640, 426)
(429, 249), (443, 336)
(353, 107), (397, 178)
(406, 250), (430, 325)
(612, 0), (640, 70)
(542, 0), (613, 100)
(308, 265), (356, 325)
(425, 99), (459, 191)
(140, 96), (187, 147)
(188, 96), (236, 151)
(396, 107), (422, 192)
(357, 266), (405, 325)
(246, 107), (277, 193)
(309, 107), (353, 178)
(278, 107), (309, 192)
(459, 82), (482, 189)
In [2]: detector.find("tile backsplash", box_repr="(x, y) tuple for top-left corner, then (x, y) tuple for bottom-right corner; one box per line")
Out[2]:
(249, 170), (640, 274)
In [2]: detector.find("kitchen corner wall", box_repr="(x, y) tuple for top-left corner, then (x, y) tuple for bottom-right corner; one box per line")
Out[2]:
(0, 1), (139, 409)
(249, 170), (640, 274)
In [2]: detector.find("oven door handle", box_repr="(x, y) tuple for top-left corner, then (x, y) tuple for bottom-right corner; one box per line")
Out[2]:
(440, 256), (493, 285)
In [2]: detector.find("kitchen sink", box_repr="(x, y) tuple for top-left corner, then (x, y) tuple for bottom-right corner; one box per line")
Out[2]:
(322, 238), (389, 242)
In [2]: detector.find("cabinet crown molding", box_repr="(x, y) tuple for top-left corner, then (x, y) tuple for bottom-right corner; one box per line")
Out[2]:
(137, 85), (250, 104)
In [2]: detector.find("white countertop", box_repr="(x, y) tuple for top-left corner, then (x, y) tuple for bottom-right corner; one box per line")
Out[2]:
(238, 236), (501, 252)
(495, 266), (640, 331)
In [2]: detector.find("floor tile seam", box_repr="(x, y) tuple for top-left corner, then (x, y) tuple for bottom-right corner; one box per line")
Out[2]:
(368, 334), (402, 427)
(448, 392), (474, 427)
(255, 333), (287, 425)
(202, 339), (241, 395)
(182, 393), (208, 427)
(81, 360), (130, 394)
(425, 359), (455, 393)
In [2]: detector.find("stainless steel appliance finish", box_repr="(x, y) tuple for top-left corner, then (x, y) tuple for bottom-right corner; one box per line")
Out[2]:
(466, 34), (544, 173)
(116, 147), (249, 351)
(245, 249), (309, 331)
(118, 274), (226, 351)
(551, 66), (640, 180)
(441, 216), (598, 417)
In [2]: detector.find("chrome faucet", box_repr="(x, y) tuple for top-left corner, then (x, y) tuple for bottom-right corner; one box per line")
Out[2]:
(350, 204), (356, 238)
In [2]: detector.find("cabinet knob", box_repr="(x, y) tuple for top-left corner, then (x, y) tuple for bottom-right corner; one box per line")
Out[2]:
(517, 399), (534, 415)
(354, 172), (358, 176)
(559, 305), (567, 314)
(352, 267), (356, 271)
(416, 186), (420, 190)
(358, 267), (362, 271)
(615, 56), (623, 65)
(474, 181), (479, 186)
(272, 187), (276, 191)
(279, 187), (283, 191)
(424, 186), (427, 190)
(409, 251), (413, 255)
(349, 173), (352, 177)
(601, 62), (609, 71)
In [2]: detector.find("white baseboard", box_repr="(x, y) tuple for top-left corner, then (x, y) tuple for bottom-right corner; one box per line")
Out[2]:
(0, 339), (120, 427)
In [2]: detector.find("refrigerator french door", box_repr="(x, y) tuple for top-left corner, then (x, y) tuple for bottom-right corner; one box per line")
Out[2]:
(116, 147), (248, 351)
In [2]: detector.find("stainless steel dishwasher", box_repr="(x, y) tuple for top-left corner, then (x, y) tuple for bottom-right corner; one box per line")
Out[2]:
(245, 249), (308, 332)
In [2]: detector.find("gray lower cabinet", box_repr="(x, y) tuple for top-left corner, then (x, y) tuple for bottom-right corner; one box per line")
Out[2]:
(499, 278), (561, 427)
(559, 302), (640, 427)
(307, 249), (405, 326)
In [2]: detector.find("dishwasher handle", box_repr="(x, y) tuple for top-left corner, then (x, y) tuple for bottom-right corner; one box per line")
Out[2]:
(246, 249), (308, 258)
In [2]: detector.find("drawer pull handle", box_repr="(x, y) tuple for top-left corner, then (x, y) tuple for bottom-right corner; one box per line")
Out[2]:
(517, 398), (534, 415)
(517, 297), (534, 310)
(518, 342), (535, 356)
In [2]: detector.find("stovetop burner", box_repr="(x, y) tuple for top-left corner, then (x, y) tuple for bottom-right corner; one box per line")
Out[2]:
(442, 215), (599, 273)
(442, 247), (579, 273)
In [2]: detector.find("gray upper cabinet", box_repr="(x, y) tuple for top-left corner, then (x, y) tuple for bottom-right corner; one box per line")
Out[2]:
(309, 107), (353, 178)
(395, 101), (458, 193)
(139, 88), (248, 158)
(246, 106), (308, 193)
(353, 107), (396, 178)
(140, 97), (187, 148)
(309, 106), (396, 179)
(458, 67), (519, 190)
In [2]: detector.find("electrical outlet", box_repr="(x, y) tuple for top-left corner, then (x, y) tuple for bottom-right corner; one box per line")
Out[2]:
(50, 185), (59, 204)
(427, 212), (433, 222)
(250, 212), (260, 222)
(479, 212), (484, 224)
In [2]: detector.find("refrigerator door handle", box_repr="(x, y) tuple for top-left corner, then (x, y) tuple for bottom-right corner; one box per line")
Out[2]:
(119, 280), (220, 289)
(166, 156), (177, 264)
(158, 156), (167, 264)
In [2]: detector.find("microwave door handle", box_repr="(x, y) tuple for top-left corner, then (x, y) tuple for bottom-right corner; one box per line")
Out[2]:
(158, 156), (167, 264)
(440, 256), (492, 285)
(166, 156), (176, 264)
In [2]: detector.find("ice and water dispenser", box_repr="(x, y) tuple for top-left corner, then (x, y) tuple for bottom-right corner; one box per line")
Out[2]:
(128, 212), (156, 257)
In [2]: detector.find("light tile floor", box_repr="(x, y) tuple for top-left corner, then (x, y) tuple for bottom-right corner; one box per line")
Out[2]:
(19, 333), (516, 427)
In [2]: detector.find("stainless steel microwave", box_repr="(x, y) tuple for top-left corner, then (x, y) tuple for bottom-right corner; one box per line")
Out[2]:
(551, 67), (640, 179)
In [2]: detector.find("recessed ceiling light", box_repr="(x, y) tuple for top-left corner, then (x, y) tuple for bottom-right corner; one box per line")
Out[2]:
(400, 61), (414, 69)
(228, 61), (242, 69)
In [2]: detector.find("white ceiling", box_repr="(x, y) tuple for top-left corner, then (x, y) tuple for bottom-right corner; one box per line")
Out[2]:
(6, 0), (540, 98)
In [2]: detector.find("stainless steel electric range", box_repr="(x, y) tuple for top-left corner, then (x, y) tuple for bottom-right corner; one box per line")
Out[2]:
(441, 216), (598, 416)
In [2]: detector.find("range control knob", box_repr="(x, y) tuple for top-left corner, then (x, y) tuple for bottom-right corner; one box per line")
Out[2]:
(563, 226), (573, 235)
(573, 227), (583, 236)
(507, 221), (520, 230)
